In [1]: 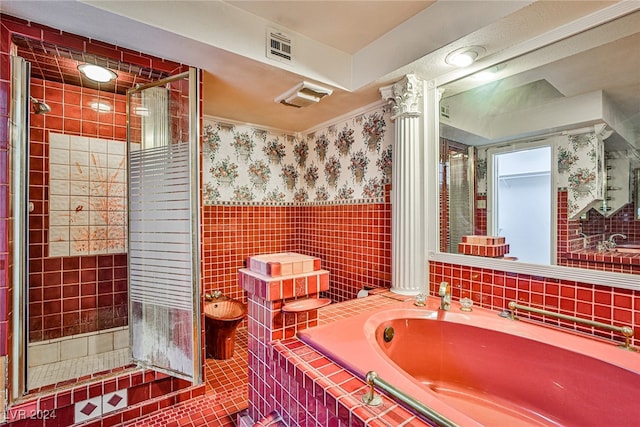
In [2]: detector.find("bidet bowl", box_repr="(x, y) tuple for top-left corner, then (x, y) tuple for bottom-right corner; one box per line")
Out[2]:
(204, 299), (247, 321)
(204, 298), (247, 359)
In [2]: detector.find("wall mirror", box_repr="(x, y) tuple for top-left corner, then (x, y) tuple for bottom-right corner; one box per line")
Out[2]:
(431, 7), (640, 289)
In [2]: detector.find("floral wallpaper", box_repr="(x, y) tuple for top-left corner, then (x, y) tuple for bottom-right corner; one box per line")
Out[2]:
(49, 133), (137, 257)
(202, 104), (393, 205)
(475, 129), (604, 219)
(557, 131), (604, 219)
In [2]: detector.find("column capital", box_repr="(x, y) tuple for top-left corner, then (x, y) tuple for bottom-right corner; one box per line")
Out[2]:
(379, 74), (423, 120)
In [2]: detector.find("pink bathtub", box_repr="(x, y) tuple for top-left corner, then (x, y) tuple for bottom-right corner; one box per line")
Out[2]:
(298, 299), (640, 426)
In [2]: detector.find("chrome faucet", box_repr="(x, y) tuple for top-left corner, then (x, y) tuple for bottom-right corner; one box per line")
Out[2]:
(205, 290), (222, 301)
(438, 282), (451, 311)
(608, 233), (627, 247)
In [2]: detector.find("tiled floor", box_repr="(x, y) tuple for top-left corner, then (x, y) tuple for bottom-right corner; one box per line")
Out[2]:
(28, 347), (131, 390)
(127, 294), (401, 426)
(203, 328), (249, 416)
(128, 327), (250, 426)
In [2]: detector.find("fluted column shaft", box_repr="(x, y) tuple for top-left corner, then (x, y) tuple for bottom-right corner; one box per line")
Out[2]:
(380, 75), (424, 295)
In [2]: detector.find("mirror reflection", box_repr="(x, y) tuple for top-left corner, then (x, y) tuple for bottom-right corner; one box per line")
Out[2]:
(439, 11), (640, 275)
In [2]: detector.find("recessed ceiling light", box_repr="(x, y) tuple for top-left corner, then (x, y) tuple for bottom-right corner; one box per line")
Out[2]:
(445, 46), (486, 68)
(78, 64), (117, 83)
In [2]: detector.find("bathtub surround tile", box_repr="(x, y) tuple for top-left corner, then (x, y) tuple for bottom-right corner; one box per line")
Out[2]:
(243, 282), (423, 424)
(430, 261), (639, 349)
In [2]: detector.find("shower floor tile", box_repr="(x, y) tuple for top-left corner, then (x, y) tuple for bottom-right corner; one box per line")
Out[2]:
(28, 347), (131, 390)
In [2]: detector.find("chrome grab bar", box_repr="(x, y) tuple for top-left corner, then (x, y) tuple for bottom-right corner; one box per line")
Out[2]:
(508, 301), (636, 352)
(362, 371), (459, 427)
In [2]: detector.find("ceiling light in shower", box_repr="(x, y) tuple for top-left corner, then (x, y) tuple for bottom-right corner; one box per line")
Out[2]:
(445, 46), (485, 68)
(78, 63), (117, 83)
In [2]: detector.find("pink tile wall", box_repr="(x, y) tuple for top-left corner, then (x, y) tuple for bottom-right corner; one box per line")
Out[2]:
(201, 205), (297, 302)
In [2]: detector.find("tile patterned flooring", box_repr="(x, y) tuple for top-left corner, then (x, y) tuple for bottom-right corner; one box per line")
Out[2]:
(24, 294), (398, 425)
(28, 348), (131, 390)
(127, 328), (250, 426)
(126, 294), (401, 426)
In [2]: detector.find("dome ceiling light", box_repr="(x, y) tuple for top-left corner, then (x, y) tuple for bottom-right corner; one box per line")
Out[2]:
(445, 46), (486, 68)
(78, 63), (117, 83)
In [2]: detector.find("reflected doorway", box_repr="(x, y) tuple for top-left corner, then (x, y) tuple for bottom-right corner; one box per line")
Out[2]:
(488, 144), (552, 264)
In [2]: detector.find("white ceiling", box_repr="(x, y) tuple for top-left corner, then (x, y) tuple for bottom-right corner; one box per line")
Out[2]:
(0, 0), (628, 132)
(227, 0), (436, 54)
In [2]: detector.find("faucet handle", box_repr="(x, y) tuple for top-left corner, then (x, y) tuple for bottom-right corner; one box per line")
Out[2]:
(438, 281), (449, 297)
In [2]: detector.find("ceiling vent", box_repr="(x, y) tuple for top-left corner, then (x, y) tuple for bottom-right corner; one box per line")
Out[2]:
(267, 27), (293, 63)
(275, 81), (333, 108)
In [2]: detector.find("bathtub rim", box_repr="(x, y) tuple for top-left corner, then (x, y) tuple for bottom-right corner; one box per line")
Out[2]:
(298, 298), (640, 426)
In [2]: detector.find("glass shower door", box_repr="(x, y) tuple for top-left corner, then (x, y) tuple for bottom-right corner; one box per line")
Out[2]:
(126, 69), (201, 382)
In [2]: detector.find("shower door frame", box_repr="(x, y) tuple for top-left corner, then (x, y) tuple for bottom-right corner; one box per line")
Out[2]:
(9, 55), (31, 402)
(126, 68), (202, 384)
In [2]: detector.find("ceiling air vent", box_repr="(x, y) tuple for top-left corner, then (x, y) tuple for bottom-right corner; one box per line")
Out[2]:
(267, 27), (293, 63)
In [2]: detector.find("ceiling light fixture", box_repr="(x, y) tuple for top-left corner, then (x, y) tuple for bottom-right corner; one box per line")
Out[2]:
(78, 64), (117, 83)
(275, 81), (333, 108)
(445, 46), (485, 68)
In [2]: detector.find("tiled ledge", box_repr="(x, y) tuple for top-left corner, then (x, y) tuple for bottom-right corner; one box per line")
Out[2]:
(270, 338), (429, 426)
(564, 249), (640, 266)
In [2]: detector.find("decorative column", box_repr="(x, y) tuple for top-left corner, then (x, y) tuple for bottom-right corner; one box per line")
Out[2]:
(380, 75), (424, 295)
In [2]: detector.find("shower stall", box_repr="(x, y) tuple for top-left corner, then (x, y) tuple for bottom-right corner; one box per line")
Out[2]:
(8, 34), (201, 399)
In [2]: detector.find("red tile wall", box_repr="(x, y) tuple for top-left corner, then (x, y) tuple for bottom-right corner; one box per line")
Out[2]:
(201, 205), (298, 303)
(27, 77), (129, 341)
(298, 201), (392, 302)
(1, 16), (197, 421)
(429, 262), (638, 346)
(201, 199), (392, 305)
(575, 201), (640, 243)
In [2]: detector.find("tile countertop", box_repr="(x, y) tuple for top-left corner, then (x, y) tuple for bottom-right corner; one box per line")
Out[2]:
(565, 249), (640, 266)
(315, 289), (408, 325)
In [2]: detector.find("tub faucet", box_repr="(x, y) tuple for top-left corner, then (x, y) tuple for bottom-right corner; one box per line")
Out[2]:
(438, 282), (451, 311)
(608, 234), (627, 247)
